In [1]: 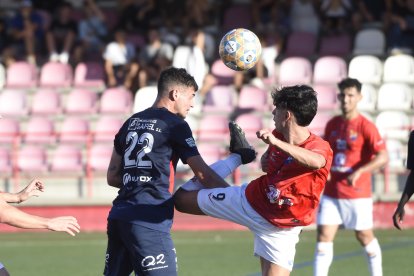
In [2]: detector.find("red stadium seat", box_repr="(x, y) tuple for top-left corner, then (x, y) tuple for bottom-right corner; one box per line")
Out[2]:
(197, 143), (223, 165)
(285, 31), (317, 57)
(234, 113), (263, 141)
(309, 112), (333, 137)
(64, 88), (99, 115)
(87, 144), (112, 171)
(73, 62), (105, 89)
(237, 85), (268, 112)
(17, 145), (48, 173)
(0, 90), (29, 117)
(278, 57), (312, 86)
(313, 56), (347, 85)
(31, 89), (61, 116)
(0, 118), (20, 144)
(318, 33), (352, 57)
(211, 59), (237, 86)
(100, 87), (133, 115)
(39, 62), (73, 88)
(0, 147), (12, 173)
(314, 84), (338, 110)
(6, 61), (38, 89)
(58, 117), (90, 144)
(202, 85), (236, 114)
(93, 116), (123, 142)
(23, 117), (55, 144)
(197, 115), (229, 143)
(50, 145), (83, 172)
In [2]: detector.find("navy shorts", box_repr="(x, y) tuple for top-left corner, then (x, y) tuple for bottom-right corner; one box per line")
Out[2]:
(104, 219), (177, 276)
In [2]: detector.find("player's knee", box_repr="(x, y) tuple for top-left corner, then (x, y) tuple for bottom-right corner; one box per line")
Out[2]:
(173, 188), (202, 215)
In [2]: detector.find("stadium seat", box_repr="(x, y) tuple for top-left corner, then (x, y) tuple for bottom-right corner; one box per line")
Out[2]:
(358, 84), (377, 112)
(385, 139), (407, 171)
(202, 85), (236, 114)
(0, 63), (5, 89)
(0, 147), (12, 173)
(353, 28), (386, 56)
(285, 31), (317, 57)
(383, 54), (414, 84)
(211, 59), (237, 86)
(314, 84), (338, 110)
(313, 56), (347, 85)
(0, 118), (20, 144)
(73, 62), (105, 90)
(58, 117), (90, 144)
(65, 88), (99, 115)
(0, 90), (29, 117)
(39, 62), (73, 88)
(99, 87), (133, 115)
(376, 83), (412, 111)
(197, 115), (229, 143)
(87, 144), (112, 171)
(236, 85), (268, 112)
(17, 145), (48, 173)
(31, 89), (61, 116)
(93, 116), (123, 142)
(197, 143), (223, 165)
(234, 113), (263, 141)
(318, 33), (352, 57)
(50, 145), (83, 172)
(133, 86), (158, 113)
(278, 57), (312, 86)
(375, 111), (410, 140)
(309, 112), (333, 137)
(348, 55), (383, 85)
(5, 61), (38, 89)
(23, 117), (55, 144)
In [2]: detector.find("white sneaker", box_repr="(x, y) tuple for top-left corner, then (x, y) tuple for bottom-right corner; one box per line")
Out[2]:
(49, 52), (59, 62)
(59, 52), (69, 63)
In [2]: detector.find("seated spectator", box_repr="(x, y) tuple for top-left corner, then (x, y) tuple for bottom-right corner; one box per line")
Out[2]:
(387, 0), (414, 53)
(352, 0), (390, 30)
(45, 2), (78, 64)
(138, 26), (173, 88)
(103, 27), (139, 90)
(73, 0), (108, 63)
(116, 0), (157, 34)
(8, 0), (45, 65)
(288, 0), (321, 35)
(0, 18), (13, 67)
(252, 0), (289, 33)
(318, 0), (354, 34)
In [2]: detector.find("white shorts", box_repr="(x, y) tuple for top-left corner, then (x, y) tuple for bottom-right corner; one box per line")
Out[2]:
(197, 184), (302, 271)
(317, 195), (373, 230)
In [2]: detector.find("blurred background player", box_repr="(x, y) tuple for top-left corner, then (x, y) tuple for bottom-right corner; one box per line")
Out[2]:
(314, 78), (388, 276)
(392, 130), (414, 230)
(0, 178), (80, 276)
(103, 67), (230, 276)
(174, 85), (333, 276)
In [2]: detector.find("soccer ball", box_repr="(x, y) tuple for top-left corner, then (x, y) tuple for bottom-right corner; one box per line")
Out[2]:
(219, 28), (262, 71)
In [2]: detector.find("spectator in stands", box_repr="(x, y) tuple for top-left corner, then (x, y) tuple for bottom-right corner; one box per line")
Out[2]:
(137, 26), (173, 88)
(387, 0), (414, 54)
(252, 0), (288, 32)
(318, 0), (354, 34)
(352, 0), (391, 31)
(0, 18), (12, 66)
(103, 27), (139, 90)
(8, 0), (44, 65)
(73, 0), (108, 64)
(288, 0), (321, 35)
(116, 0), (157, 34)
(314, 78), (388, 276)
(45, 1), (77, 64)
(392, 130), (414, 230)
(0, 178), (80, 276)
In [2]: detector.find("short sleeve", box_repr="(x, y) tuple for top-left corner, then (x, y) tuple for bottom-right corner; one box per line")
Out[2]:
(170, 121), (199, 164)
(407, 131), (414, 170)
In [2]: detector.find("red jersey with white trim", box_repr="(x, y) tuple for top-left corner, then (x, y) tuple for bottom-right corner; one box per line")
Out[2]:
(322, 114), (386, 199)
(245, 131), (333, 228)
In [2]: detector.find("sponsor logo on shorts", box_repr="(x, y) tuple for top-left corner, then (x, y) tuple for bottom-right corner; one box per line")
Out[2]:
(141, 253), (169, 272)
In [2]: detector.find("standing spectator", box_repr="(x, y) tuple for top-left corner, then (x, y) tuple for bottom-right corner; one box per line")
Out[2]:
(137, 26), (173, 88)
(116, 0), (157, 34)
(103, 27), (139, 90)
(45, 2), (78, 64)
(392, 130), (414, 230)
(73, 0), (108, 63)
(318, 0), (354, 34)
(8, 0), (44, 65)
(288, 0), (321, 35)
(352, 0), (391, 30)
(387, 0), (414, 53)
(314, 78), (388, 276)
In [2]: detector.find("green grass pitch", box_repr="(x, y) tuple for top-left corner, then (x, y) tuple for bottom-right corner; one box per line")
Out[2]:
(0, 229), (413, 275)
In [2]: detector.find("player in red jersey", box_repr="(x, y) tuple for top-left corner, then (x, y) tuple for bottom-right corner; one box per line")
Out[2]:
(313, 78), (388, 276)
(393, 130), (414, 230)
(174, 85), (333, 276)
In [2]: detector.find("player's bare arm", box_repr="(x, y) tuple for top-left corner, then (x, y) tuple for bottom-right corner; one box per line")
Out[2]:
(0, 179), (44, 203)
(107, 148), (123, 188)
(393, 169), (414, 230)
(186, 155), (229, 189)
(257, 129), (326, 169)
(347, 149), (388, 186)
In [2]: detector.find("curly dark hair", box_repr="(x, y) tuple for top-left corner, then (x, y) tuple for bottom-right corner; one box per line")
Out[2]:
(158, 67), (198, 94)
(271, 85), (318, 126)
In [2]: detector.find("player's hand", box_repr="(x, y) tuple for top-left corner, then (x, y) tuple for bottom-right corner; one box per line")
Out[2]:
(260, 150), (269, 173)
(18, 179), (44, 203)
(256, 129), (277, 145)
(347, 170), (362, 187)
(47, 216), (81, 236)
(392, 206), (405, 230)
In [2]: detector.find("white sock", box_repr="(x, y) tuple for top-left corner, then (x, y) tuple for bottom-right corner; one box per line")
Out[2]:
(364, 238), (382, 276)
(179, 154), (242, 191)
(313, 242), (333, 276)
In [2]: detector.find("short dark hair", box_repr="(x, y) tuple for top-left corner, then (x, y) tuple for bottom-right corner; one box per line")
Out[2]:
(158, 67), (198, 94)
(271, 85), (318, 126)
(338, 78), (362, 93)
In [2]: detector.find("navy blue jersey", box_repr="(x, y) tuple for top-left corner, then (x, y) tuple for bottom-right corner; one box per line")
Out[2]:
(407, 130), (414, 170)
(108, 107), (199, 232)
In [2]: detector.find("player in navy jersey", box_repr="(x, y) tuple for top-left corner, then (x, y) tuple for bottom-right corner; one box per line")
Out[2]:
(103, 67), (232, 276)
